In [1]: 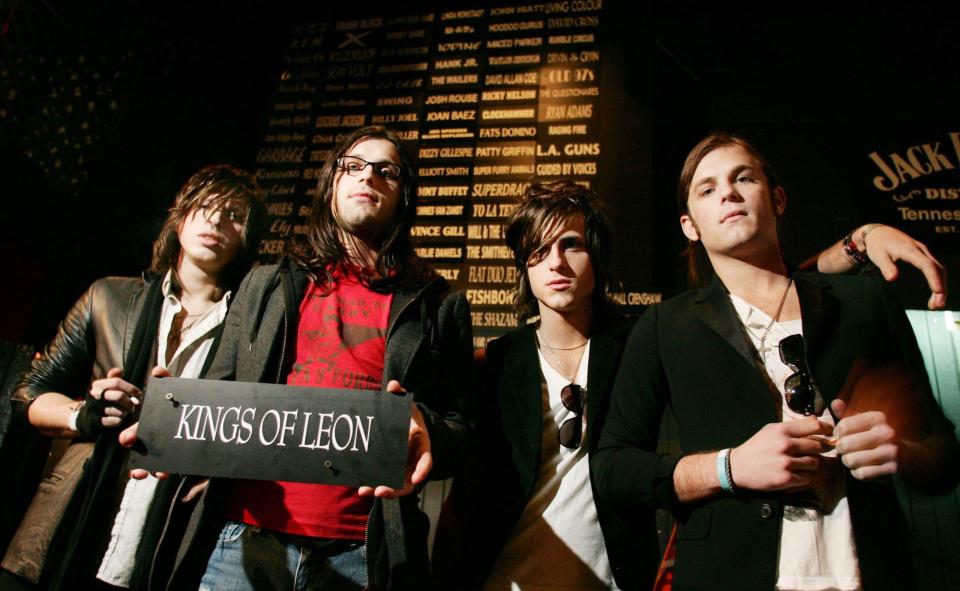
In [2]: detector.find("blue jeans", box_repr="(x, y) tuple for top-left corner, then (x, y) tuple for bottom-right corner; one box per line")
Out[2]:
(199, 521), (367, 591)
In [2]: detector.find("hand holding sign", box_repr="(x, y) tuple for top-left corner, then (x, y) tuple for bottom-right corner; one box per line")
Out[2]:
(358, 380), (433, 499)
(78, 368), (141, 435)
(124, 366), (171, 481)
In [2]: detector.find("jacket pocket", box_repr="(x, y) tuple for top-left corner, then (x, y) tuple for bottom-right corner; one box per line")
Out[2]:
(2, 442), (95, 582)
(676, 507), (712, 541)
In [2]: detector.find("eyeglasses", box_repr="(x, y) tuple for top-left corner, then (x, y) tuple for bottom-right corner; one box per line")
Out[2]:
(779, 334), (824, 416)
(336, 155), (403, 180)
(559, 383), (585, 449)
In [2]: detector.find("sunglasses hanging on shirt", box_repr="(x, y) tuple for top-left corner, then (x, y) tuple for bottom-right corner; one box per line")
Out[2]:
(558, 383), (585, 449)
(778, 334), (825, 416)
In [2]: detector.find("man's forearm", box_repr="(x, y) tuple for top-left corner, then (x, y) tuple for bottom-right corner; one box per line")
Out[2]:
(815, 224), (876, 274)
(27, 392), (81, 438)
(673, 452), (724, 503)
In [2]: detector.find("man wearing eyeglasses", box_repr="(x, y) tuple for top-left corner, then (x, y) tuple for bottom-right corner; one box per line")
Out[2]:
(593, 132), (960, 591)
(134, 126), (473, 591)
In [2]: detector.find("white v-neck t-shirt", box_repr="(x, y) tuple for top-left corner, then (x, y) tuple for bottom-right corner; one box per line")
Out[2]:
(730, 294), (860, 591)
(484, 342), (621, 591)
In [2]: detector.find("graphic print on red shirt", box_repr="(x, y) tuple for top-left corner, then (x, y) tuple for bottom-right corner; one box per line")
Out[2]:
(225, 269), (393, 539)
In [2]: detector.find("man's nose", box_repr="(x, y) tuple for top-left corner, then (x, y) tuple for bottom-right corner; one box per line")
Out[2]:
(356, 162), (376, 182)
(206, 208), (223, 226)
(546, 245), (566, 270)
(719, 182), (743, 203)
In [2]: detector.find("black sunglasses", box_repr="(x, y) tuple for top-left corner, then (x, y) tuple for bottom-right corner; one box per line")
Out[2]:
(559, 384), (584, 449)
(779, 334), (824, 416)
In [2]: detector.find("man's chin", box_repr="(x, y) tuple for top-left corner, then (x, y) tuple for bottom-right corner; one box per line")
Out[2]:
(338, 218), (384, 244)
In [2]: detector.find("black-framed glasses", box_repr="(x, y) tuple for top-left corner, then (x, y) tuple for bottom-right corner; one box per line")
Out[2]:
(336, 155), (403, 180)
(779, 334), (824, 416)
(559, 383), (585, 449)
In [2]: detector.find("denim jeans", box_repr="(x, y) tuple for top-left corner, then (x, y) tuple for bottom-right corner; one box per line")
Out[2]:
(199, 521), (367, 591)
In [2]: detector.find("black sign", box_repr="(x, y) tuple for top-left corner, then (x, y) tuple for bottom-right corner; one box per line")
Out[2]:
(131, 377), (411, 488)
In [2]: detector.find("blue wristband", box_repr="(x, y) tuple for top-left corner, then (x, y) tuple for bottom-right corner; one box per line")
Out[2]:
(717, 448), (735, 493)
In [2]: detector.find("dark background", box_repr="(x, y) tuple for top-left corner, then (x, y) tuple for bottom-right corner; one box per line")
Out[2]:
(2, 0), (958, 347)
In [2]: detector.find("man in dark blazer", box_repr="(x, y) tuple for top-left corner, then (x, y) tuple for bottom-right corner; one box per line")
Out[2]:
(435, 180), (650, 591)
(432, 177), (944, 591)
(593, 132), (960, 591)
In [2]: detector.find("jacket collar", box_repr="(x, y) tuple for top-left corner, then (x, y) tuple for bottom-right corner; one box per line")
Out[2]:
(695, 276), (757, 370)
(694, 271), (838, 385)
(383, 274), (450, 387)
(387, 274), (449, 339)
(499, 314), (629, 493)
(122, 271), (161, 362)
(794, 271), (837, 363)
(585, 317), (628, 439)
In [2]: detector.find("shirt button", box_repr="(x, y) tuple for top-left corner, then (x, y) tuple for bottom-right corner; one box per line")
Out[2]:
(759, 503), (774, 519)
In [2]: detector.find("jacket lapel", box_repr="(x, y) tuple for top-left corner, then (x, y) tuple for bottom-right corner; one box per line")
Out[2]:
(794, 272), (837, 364)
(248, 261), (307, 383)
(498, 326), (544, 496)
(586, 322), (621, 439)
(696, 277), (757, 370)
(383, 278), (443, 387)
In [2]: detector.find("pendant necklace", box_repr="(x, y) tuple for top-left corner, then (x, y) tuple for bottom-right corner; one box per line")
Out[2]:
(537, 330), (588, 383)
(752, 277), (794, 358)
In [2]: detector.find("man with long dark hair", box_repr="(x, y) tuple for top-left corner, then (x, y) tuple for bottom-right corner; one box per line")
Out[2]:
(593, 133), (960, 591)
(0, 165), (266, 590)
(435, 180), (647, 590)
(144, 126), (473, 590)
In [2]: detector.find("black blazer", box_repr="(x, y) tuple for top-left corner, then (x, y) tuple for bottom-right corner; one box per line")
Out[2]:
(593, 272), (959, 591)
(435, 313), (659, 591)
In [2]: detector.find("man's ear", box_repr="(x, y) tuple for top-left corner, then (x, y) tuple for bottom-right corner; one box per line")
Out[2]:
(680, 214), (701, 242)
(773, 186), (787, 216)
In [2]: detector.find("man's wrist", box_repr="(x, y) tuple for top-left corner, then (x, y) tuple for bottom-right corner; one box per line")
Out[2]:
(67, 401), (83, 433)
(716, 448), (735, 493)
(858, 223), (882, 252)
(841, 231), (869, 267)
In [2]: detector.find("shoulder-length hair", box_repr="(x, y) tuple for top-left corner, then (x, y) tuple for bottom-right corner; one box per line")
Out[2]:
(676, 132), (782, 287)
(505, 180), (616, 321)
(293, 125), (433, 292)
(151, 164), (267, 296)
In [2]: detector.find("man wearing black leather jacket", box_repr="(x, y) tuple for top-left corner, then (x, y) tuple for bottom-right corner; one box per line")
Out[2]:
(0, 165), (266, 591)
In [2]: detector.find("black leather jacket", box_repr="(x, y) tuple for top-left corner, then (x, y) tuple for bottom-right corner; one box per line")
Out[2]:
(4, 275), (157, 588)
(11, 276), (152, 418)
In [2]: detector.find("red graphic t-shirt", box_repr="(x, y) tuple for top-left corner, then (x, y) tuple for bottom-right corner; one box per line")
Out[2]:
(224, 269), (393, 539)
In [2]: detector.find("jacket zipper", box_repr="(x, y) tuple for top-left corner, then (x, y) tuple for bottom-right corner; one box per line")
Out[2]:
(384, 282), (432, 351)
(363, 511), (371, 585)
(384, 297), (415, 351)
(369, 281), (434, 586)
(274, 275), (290, 385)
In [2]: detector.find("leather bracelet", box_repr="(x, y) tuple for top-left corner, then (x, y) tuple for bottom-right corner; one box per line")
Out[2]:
(841, 231), (868, 267)
(717, 448), (735, 493)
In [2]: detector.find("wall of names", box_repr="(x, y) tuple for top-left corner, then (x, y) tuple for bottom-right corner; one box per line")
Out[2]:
(252, 1), (656, 345)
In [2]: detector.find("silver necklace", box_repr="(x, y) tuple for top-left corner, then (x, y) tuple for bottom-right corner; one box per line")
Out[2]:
(537, 330), (587, 383)
(180, 311), (207, 332)
(750, 277), (794, 357)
